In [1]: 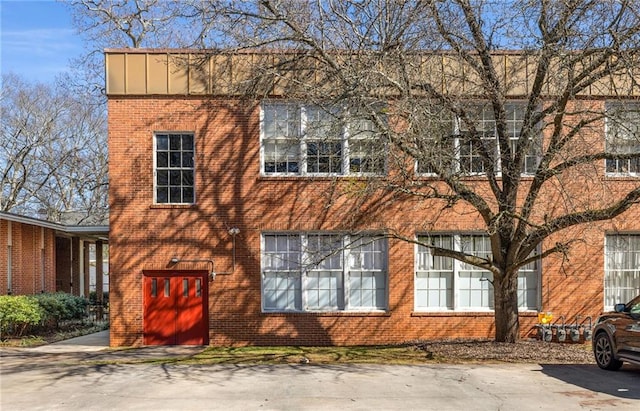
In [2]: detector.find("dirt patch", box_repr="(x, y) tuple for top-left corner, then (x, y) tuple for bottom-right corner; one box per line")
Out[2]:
(416, 338), (594, 364)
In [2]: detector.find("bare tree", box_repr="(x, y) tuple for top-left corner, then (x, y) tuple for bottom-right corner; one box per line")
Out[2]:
(0, 73), (108, 224)
(187, 0), (640, 342)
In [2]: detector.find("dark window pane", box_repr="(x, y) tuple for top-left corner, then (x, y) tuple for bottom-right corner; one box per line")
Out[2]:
(157, 170), (168, 186)
(318, 157), (329, 173)
(157, 187), (168, 203)
(170, 152), (181, 167)
(265, 162), (276, 173)
(170, 187), (182, 203)
(182, 134), (194, 150)
(170, 170), (181, 185)
(156, 135), (168, 150)
(182, 170), (194, 186)
(472, 157), (484, 172)
(151, 278), (157, 297)
(182, 152), (194, 167)
(170, 135), (181, 150)
(157, 152), (168, 168)
(183, 187), (194, 203)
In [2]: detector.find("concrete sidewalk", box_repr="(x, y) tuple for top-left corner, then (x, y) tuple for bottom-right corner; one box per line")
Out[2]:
(27, 329), (111, 353)
(0, 330), (207, 364)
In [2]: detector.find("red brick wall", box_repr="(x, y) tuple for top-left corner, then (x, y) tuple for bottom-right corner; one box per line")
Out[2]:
(107, 96), (637, 347)
(0, 220), (7, 294)
(0, 219), (57, 295)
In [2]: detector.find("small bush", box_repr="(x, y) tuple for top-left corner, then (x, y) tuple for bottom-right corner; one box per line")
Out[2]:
(89, 291), (109, 306)
(0, 295), (43, 338)
(33, 293), (88, 326)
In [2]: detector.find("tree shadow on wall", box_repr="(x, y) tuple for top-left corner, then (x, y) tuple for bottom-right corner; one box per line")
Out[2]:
(108, 96), (407, 347)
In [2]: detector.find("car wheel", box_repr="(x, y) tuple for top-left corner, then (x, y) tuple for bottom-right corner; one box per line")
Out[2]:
(593, 332), (623, 371)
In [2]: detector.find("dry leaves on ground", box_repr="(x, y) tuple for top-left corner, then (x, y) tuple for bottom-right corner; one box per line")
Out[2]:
(416, 339), (595, 364)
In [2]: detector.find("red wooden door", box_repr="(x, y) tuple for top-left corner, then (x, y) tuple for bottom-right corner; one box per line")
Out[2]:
(143, 273), (208, 345)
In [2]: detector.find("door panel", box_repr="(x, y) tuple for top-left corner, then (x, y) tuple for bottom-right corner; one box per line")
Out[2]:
(143, 273), (207, 345)
(177, 277), (205, 345)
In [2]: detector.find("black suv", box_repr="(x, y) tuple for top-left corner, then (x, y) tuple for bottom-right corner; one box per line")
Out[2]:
(592, 294), (640, 370)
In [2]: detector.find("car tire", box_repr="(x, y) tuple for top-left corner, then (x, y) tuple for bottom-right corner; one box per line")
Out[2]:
(593, 332), (623, 371)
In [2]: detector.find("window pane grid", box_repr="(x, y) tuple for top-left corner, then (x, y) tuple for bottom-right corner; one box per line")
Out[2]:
(606, 104), (640, 174)
(262, 102), (384, 176)
(415, 234), (539, 311)
(264, 140), (300, 174)
(605, 235), (640, 309)
(417, 103), (540, 176)
(155, 133), (194, 204)
(262, 234), (387, 312)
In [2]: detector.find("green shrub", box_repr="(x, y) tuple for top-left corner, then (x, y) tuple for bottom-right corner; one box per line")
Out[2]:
(88, 291), (109, 306)
(33, 293), (88, 326)
(0, 295), (43, 338)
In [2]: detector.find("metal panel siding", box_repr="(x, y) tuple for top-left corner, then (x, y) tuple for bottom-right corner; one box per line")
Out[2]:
(106, 53), (126, 95)
(148, 54), (168, 94)
(168, 55), (189, 94)
(127, 54), (147, 94)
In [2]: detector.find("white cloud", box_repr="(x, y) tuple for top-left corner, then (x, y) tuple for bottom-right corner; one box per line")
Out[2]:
(3, 27), (79, 55)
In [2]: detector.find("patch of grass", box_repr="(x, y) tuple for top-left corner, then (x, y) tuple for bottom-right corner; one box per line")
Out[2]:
(180, 345), (433, 365)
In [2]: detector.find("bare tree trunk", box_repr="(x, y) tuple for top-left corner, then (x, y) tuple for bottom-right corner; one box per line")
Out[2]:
(493, 272), (520, 343)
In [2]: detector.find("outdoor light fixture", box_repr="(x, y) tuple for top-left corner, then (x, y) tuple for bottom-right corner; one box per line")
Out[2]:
(167, 227), (240, 281)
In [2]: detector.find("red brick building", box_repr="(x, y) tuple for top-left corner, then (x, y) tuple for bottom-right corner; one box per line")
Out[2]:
(0, 211), (108, 298)
(106, 49), (640, 347)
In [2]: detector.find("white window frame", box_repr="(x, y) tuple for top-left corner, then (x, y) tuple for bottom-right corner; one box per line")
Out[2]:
(260, 101), (385, 176)
(414, 234), (541, 312)
(605, 102), (640, 176)
(153, 132), (195, 204)
(604, 234), (640, 310)
(261, 233), (388, 312)
(416, 102), (540, 177)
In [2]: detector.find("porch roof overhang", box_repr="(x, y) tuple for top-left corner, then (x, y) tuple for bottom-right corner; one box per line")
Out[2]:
(0, 211), (109, 242)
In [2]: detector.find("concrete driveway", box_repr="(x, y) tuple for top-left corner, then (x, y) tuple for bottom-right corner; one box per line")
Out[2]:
(1, 331), (639, 410)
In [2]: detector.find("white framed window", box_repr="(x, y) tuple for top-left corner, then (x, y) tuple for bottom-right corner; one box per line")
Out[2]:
(261, 101), (385, 176)
(415, 234), (540, 311)
(154, 133), (195, 204)
(261, 233), (388, 312)
(604, 235), (640, 310)
(417, 103), (540, 176)
(605, 103), (640, 175)
(262, 103), (301, 174)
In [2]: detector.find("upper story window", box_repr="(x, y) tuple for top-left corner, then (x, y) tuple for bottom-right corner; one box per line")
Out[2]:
(261, 102), (385, 176)
(154, 133), (194, 204)
(414, 234), (540, 311)
(606, 103), (640, 175)
(261, 232), (388, 312)
(417, 103), (540, 176)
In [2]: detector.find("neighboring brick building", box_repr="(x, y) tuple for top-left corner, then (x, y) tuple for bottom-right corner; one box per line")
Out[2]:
(0, 211), (108, 298)
(106, 49), (640, 347)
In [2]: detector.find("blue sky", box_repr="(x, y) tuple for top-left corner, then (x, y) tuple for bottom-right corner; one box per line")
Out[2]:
(1, 0), (83, 84)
